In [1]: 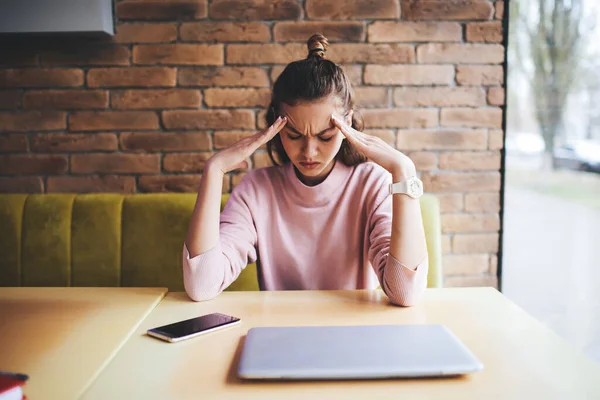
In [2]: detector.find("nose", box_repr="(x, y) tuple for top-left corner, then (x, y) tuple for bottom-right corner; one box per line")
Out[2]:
(302, 137), (318, 157)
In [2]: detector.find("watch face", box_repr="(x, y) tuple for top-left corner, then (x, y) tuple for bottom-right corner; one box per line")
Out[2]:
(409, 179), (423, 197)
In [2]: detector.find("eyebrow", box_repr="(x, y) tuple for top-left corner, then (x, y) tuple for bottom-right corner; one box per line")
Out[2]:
(285, 123), (333, 137)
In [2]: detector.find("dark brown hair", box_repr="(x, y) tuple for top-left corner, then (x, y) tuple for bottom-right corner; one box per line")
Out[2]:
(266, 34), (367, 166)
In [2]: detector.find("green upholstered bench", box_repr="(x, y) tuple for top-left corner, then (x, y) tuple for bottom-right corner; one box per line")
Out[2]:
(0, 193), (442, 291)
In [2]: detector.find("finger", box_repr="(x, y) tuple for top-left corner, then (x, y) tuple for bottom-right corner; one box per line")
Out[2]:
(331, 114), (369, 140)
(331, 114), (368, 149)
(261, 115), (287, 142)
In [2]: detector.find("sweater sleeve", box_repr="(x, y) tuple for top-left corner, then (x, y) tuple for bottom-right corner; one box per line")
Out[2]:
(367, 187), (429, 307)
(183, 176), (258, 301)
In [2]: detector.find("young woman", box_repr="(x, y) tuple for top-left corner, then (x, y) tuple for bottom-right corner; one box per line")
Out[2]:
(184, 34), (428, 306)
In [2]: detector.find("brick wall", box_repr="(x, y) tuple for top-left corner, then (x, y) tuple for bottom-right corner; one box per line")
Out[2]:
(0, 0), (505, 288)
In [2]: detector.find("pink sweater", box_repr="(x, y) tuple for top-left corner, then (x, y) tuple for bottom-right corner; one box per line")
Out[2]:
(183, 160), (428, 306)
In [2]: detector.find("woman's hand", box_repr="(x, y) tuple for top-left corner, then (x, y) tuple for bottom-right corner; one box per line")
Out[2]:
(331, 114), (416, 180)
(207, 116), (287, 175)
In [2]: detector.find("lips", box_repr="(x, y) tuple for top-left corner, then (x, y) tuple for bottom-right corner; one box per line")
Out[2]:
(299, 161), (320, 169)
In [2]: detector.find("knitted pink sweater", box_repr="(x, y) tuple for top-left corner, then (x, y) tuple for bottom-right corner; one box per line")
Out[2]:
(183, 160), (428, 306)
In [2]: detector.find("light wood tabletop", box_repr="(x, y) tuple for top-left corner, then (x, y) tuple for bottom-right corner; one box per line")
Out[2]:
(0, 287), (167, 399)
(82, 288), (600, 400)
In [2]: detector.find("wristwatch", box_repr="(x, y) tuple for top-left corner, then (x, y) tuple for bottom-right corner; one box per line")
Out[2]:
(389, 176), (423, 199)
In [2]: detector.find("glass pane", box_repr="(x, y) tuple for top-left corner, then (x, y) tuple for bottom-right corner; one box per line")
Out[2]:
(503, 0), (600, 365)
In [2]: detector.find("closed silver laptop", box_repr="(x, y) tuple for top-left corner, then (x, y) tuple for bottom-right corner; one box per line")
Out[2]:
(237, 324), (483, 380)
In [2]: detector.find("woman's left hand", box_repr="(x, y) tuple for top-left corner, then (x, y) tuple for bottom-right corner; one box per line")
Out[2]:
(331, 114), (416, 179)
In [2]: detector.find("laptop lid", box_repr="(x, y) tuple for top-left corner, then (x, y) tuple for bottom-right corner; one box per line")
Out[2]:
(237, 324), (483, 380)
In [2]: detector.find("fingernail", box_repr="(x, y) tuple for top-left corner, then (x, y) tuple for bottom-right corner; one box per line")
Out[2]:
(282, 116), (287, 121)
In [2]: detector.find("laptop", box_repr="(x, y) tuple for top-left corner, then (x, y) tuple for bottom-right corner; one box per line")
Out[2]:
(237, 324), (483, 380)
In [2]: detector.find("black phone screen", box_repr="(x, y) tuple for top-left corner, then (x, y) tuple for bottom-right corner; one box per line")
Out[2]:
(149, 313), (240, 338)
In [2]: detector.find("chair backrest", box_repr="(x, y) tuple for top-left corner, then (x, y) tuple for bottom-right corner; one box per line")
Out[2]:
(0, 193), (442, 290)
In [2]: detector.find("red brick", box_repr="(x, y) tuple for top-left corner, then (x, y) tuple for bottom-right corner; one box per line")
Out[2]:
(421, 171), (501, 192)
(306, 0), (399, 19)
(0, 111), (66, 132)
(443, 254), (489, 275)
(442, 213), (499, 233)
(114, 23), (178, 43)
(214, 131), (260, 149)
(226, 44), (305, 64)
(71, 153), (160, 174)
(0, 91), (21, 109)
(40, 46), (130, 66)
(133, 44), (223, 65)
(495, 1), (504, 19)
(120, 132), (212, 152)
(0, 154), (68, 174)
(0, 69), (83, 88)
(0, 134), (29, 152)
(445, 275), (497, 288)
(23, 90), (108, 110)
(397, 129), (488, 150)
(163, 152), (214, 172)
(163, 110), (255, 130)
(354, 87), (389, 108)
(407, 151), (437, 171)
(210, 0), (302, 20)
(435, 193), (464, 213)
(364, 65), (454, 85)
(441, 108), (502, 128)
(252, 151), (273, 168)
(117, 0), (208, 20)
(487, 87), (505, 106)
(69, 111), (159, 131)
(439, 151), (501, 170)
(271, 64), (362, 86)
(452, 233), (499, 253)
(256, 109), (268, 129)
(0, 47), (38, 67)
(179, 67), (270, 87)
(273, 22), (365, 42)
(0, 177), (43, 193)
(490, 254), (498, 275)
(111, 89), (201, 109)
(464, 192), (500, 212)
(364, 129), (395, 145)
(417, 44), (504, 64)
(456, 65), (504, 85)
(442, 234), (452, 254)
(138, 175), (205, 192)
(180, 22), (270, 42)
(204, 88), (271, 107)
(87, 67), (176, 88)
(362, 109), (438, 128)
(47, 176), (136, 193)
(329, 44), (415, 63)
(394, 87), (485, 107)
(368, 22), (461, 42)
(466, 21), (503, 43)
(31, 133), (117, 152)
(401, 0), (493, 20)
(488, 129), (504, 150)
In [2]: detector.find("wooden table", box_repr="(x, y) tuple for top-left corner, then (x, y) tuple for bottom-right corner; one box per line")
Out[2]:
(82, 288), (600, 399)
(0, 287), (167, 399)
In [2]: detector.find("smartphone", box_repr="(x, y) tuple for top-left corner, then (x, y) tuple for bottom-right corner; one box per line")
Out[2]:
(147, 313), (241, 343)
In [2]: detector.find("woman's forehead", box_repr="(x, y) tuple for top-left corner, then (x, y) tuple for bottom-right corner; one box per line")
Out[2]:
(281, 97), (343, 128)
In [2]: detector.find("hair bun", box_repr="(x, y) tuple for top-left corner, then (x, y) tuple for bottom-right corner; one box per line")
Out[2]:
(307, 34), (329, 59)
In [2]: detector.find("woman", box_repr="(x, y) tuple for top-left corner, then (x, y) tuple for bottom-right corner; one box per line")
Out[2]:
(184, 34), (428, 306)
